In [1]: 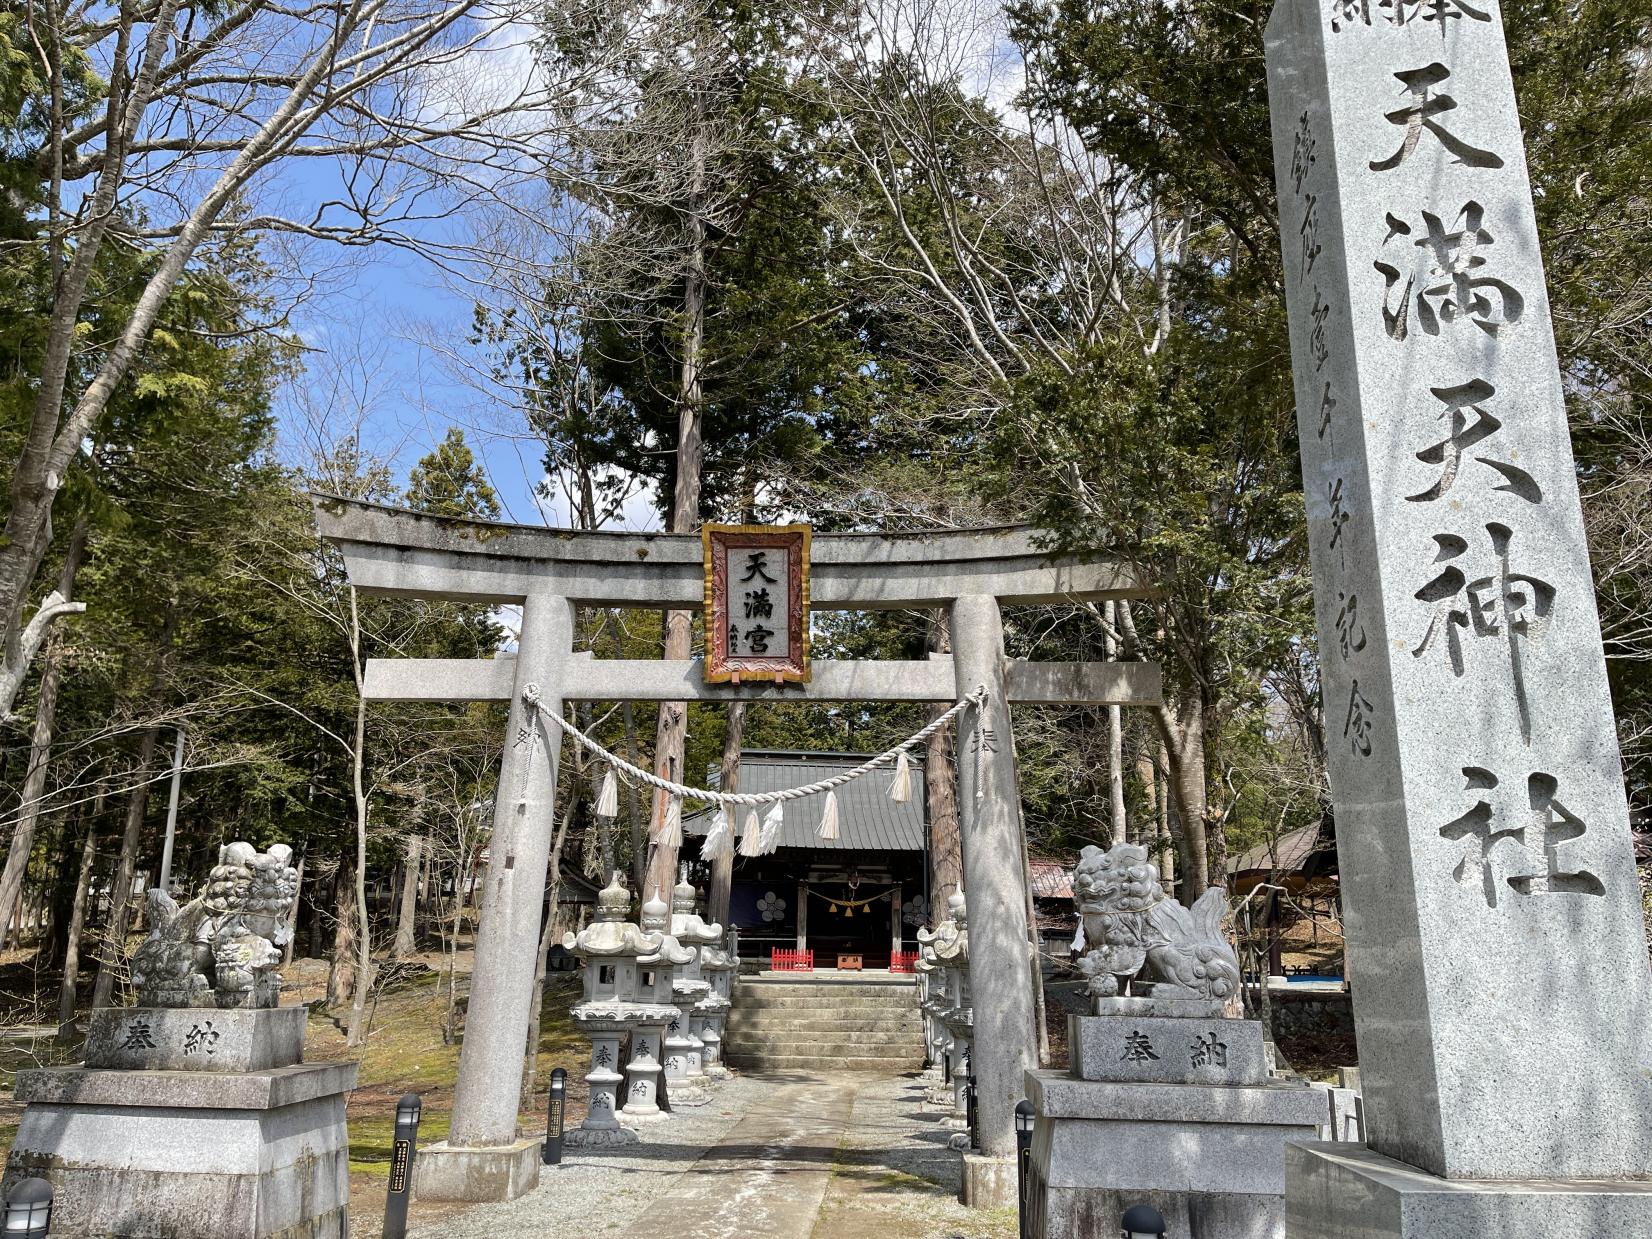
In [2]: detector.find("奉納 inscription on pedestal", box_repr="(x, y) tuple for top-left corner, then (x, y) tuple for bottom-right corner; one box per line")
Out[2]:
(1266, 0), (1652, 1187)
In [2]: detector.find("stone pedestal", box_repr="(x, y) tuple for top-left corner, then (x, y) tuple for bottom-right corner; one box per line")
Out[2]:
(1026, 1011), (1326, 1239)
(3, 1061), (356, 1239)
(567, 1027), (637, 1146)
(1286, 1142), (1652, 1238)
(411, 1138), (541, 1203)
(622, 1023), (668, 1123)
(663, 998), (711, 1107)
(961, 1152), (1018, 1209)
(83, 1006), (306, 1074)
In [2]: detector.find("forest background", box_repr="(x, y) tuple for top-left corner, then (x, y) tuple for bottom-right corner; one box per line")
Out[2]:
(0, 0), (1648, 1046)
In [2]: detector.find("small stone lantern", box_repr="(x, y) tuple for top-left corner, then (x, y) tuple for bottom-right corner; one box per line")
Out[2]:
(629, 892), (693, 1121)
(914, 941), (948, 1087)
(917, 889), (966, 1109)
(643, 875), (711, 1105)
(670, 872), (726, 1083)
(697, 938), (737, 1079)
(932, 889), (973, 1133)
(563, 872), (662, 1146)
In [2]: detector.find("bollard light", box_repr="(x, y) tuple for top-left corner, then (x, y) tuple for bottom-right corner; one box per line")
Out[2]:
(2, 1177), (51, 1238)
(1121, 1202), (1167, 1238)
(382, 1092), (423, 1239)
(544, 1067), (568, 1166)
(1014, 1099), (1036, 1239)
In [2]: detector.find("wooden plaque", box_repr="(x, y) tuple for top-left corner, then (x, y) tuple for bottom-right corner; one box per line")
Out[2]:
(703, 524), (811, 684)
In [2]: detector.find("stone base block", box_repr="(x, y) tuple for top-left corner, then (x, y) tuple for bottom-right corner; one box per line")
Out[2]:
(667, 1082), (712, 1107)
(1286, 1142), (1652, 1238)
(564, 1125), (639, 1148)
(84, 1005), (306, 1073)
(961, 1152), (1018, 1209)
(1069, 1013), (1268, 1085)
(412, 1137), (541, 1202)
(4, 1061), (356, 1238)
(1026, 1069), (1326, 1239)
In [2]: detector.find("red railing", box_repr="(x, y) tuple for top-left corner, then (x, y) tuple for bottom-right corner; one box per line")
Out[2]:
(771, 948), (814, 972)
(890, 950), (918, 974)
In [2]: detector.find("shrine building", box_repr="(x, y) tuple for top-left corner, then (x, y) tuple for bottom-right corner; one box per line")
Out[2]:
(684, 750), (928, 971)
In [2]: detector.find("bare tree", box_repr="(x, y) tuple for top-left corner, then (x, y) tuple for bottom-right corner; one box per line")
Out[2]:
(0, 0), (548, 718)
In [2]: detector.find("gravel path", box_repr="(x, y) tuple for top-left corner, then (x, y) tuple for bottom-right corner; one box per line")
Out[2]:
(410, 1071), (1016, 1239)
(410, 1075), (769, 1238)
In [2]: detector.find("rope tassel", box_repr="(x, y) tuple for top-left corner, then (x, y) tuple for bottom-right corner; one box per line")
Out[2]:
(759, 802), (784, 854)
(595, 766), (619, 819)
(889, 750), (912, 804)
(702, 808), (733, 862)
(659, 795), (683, 847)
(739, 810), (762, 857)
(818, 790), (840, 841)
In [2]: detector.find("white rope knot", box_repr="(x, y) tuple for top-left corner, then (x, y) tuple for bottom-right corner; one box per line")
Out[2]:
(523, 683), (542, 707)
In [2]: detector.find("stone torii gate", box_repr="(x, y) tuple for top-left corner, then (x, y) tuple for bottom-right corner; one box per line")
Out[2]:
(311, 495), (1162, 1204)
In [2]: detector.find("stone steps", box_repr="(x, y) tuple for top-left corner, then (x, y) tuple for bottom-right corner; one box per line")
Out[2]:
(730, 1033), (920, 1054)
(726, 979), (925, 1074)
(725, 1016), (922, 1035)
(723, 1052), (922, 1073)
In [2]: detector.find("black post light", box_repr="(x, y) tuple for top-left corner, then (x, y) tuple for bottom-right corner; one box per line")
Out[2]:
(544, 1067), (568, 1166)
(1, 1177), (51, 1238)
(1120, 1203), (1168, 1239)
(382, 1092), (422, 1239)
(1014, 1099), (1036, 1239)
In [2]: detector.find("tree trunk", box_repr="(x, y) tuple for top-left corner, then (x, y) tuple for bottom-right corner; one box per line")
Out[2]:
(282, 850), (305, 967)
(90, 721), (164, 1009)
(345, 594), (376, 1047)
(327, 854), (356, 1008)
(0, 633), (65, 950)
(924, 612), (961, 920)
(0, 524), (85, 946)
(392, 836), (423, 959)
(1159, 698), (1210, 900)
(47, 812), (84, 966)
(57, 816), (99, 1035)
(623, 700), (644, 894)
(707, 701), (745, 933)
(522, 769), (577, 1102)
(1136, 742), (1159, 859)
(1103, 601), (1127, 847)
(643, 95), (709, 903)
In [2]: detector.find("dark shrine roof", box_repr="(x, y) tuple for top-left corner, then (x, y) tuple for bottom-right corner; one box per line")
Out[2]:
(684, 750), (926, 853)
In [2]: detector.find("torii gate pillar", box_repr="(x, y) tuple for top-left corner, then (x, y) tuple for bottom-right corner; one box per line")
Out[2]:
(952, 594), (1037, 1206)
(413, 596), (572, 1200)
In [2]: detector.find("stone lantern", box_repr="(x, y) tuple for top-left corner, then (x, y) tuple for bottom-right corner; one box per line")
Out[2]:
(660, 871), (721, 1105)
(670, 878), (736, 1083)
(629, 892), (693, 1122)
(914, 940), (949, 1092)
(563, 872), (662, 1147)
(696, 941), (736, 1079)
(931, 888), (973, 1132)
(917, 890), (965, 1109)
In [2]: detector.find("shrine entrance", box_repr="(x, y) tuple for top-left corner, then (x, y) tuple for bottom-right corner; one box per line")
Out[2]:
(312, 495), (1163, 1204)
(806, 879), (896, 970)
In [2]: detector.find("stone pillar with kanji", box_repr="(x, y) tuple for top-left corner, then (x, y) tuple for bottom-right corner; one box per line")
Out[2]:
(1267, 0), (1652, 1230)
